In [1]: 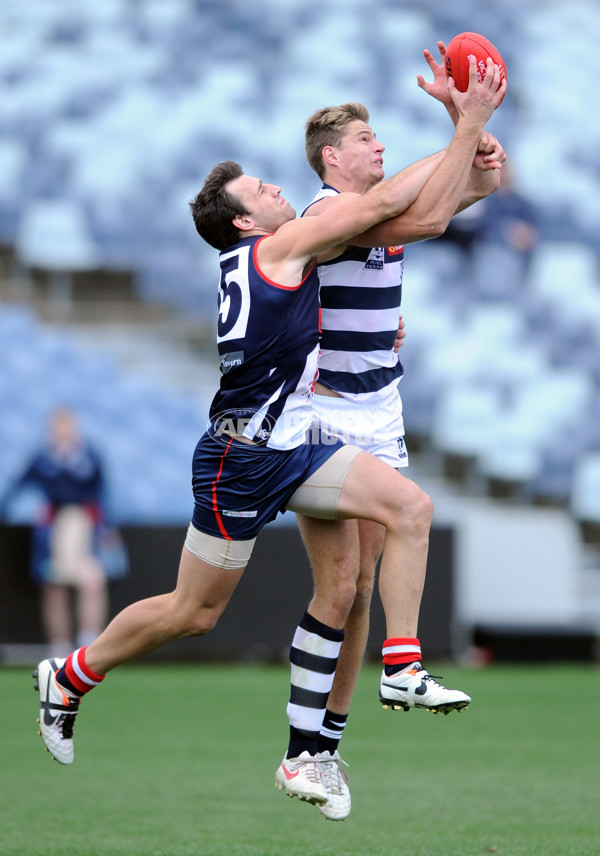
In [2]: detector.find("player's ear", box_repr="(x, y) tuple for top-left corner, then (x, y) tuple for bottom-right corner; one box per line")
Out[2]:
(322, 145), (338, 167)
(233, 213), (254, 232)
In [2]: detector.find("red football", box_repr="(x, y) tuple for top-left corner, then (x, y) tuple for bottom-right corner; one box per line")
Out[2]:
(445, 32), (507, 104)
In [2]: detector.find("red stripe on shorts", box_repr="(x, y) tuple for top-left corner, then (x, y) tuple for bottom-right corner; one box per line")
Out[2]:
(212, 438), (234, 540)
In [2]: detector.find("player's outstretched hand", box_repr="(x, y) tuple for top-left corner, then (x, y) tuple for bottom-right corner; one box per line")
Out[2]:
(417, 42), (449, 96)
(417, 41), (455, 112)
(449, 56), (506, 125)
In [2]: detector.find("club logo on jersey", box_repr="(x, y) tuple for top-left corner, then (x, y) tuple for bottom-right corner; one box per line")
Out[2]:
(365, 247), (385, 270)
(387, 245), (404, 256)
(219, 351), (244, 374)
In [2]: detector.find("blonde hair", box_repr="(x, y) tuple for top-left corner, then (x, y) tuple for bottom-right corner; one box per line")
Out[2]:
(305, 103), (370, 180)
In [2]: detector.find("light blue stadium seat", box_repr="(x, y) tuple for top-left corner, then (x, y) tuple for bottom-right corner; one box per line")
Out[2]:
(570, 453), (600, 524)
(16, 198), (98, 272)
(431, 382), (504, 459)
(477, 369), (595, 484)
(0, 139), (28, 240)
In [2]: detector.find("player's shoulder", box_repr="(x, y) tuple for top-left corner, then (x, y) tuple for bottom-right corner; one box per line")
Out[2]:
(303, 189), (361, 218)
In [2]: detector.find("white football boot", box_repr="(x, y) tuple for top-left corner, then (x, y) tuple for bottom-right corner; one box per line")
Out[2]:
(317, 750), (351, 821)
(275, 750), (328, 805)
(379, 663), (471, 714)
(34, 658), (80, 764)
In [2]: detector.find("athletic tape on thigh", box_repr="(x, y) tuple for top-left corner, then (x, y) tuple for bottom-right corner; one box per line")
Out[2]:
(286, 444), (361, 519)
(184, 523), (255, 570)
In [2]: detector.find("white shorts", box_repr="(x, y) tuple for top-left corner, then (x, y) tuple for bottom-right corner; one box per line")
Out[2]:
(50, 506), (96, 584)
(311, 390), (408, 469)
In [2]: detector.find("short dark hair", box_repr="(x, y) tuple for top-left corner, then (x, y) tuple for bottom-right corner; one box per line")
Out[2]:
(305, 103), (370, 179)
(189, 161), (249, 250)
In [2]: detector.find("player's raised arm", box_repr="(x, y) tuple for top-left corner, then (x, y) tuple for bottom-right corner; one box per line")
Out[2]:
(258, 174), (428, 275)
(310, 56), (506, 251)
(414, 38), (507, 218)
(300, 148), (449, 255)
(262, 60), (502, 276)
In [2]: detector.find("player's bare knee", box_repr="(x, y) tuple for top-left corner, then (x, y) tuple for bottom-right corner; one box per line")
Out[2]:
(311, 574), (357, 627)
(352, 578), (374, 614)
(336, 574), (359, 612)
(168, 588), (227, 638)
(407, 490), (433, 537)
(389, 483), (433, 537)
(179, 606), (222, 638)
(354, 556), (376, 600)
(325, 575), (358, 614)
(414, 487), (434, 529)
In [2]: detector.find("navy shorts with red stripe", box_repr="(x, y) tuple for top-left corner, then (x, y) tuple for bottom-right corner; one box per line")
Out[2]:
(191, 426), (344, 541)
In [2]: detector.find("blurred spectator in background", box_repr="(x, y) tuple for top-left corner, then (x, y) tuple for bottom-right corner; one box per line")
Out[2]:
(476, 161), (540, 295)
(0, 407), (127, 656)
(437, 161), (540, 301)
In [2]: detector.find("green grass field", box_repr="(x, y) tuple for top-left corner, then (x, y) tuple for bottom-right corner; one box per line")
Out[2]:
(1, 662), (598, 856)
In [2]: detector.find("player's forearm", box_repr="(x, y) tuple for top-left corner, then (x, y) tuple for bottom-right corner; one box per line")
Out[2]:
(371, 123), (478, 218)
(391, 150), (450, 209)
(358, 150), (446, 225)
(446, 101), (460, 127)
(333, 151), (446, 246)
(391, 150), (446, 193)
(295, 122), (481, 255)
(455, 166), (501, 212)
(353, 119), (484, 245)
(392, 120), (484, 229)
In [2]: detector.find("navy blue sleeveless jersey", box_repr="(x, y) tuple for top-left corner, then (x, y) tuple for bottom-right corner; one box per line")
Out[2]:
(209, 235), (321, 450)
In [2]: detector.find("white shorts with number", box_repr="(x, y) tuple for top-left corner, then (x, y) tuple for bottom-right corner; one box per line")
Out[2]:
(311, 389), (408, 469)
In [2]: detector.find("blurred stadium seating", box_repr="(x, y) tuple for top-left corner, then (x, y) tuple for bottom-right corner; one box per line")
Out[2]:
(0, 303), (209, 523)
(0, 0), (599, 528)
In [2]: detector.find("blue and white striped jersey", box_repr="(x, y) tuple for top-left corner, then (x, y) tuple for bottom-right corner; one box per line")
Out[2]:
(209, 235), (321, 450)
(303, 185), (404, 403)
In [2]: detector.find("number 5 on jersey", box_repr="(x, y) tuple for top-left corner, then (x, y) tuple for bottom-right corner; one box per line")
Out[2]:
(218, 246), (251, 343)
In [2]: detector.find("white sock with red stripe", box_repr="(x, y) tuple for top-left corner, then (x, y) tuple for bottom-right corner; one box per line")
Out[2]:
(56, 647), (105, 698)
(382, 637), (422, 676)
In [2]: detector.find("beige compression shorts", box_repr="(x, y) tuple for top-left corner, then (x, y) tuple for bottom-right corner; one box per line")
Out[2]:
(185, 443), (361, 569)
(285, 442), (361, 518)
